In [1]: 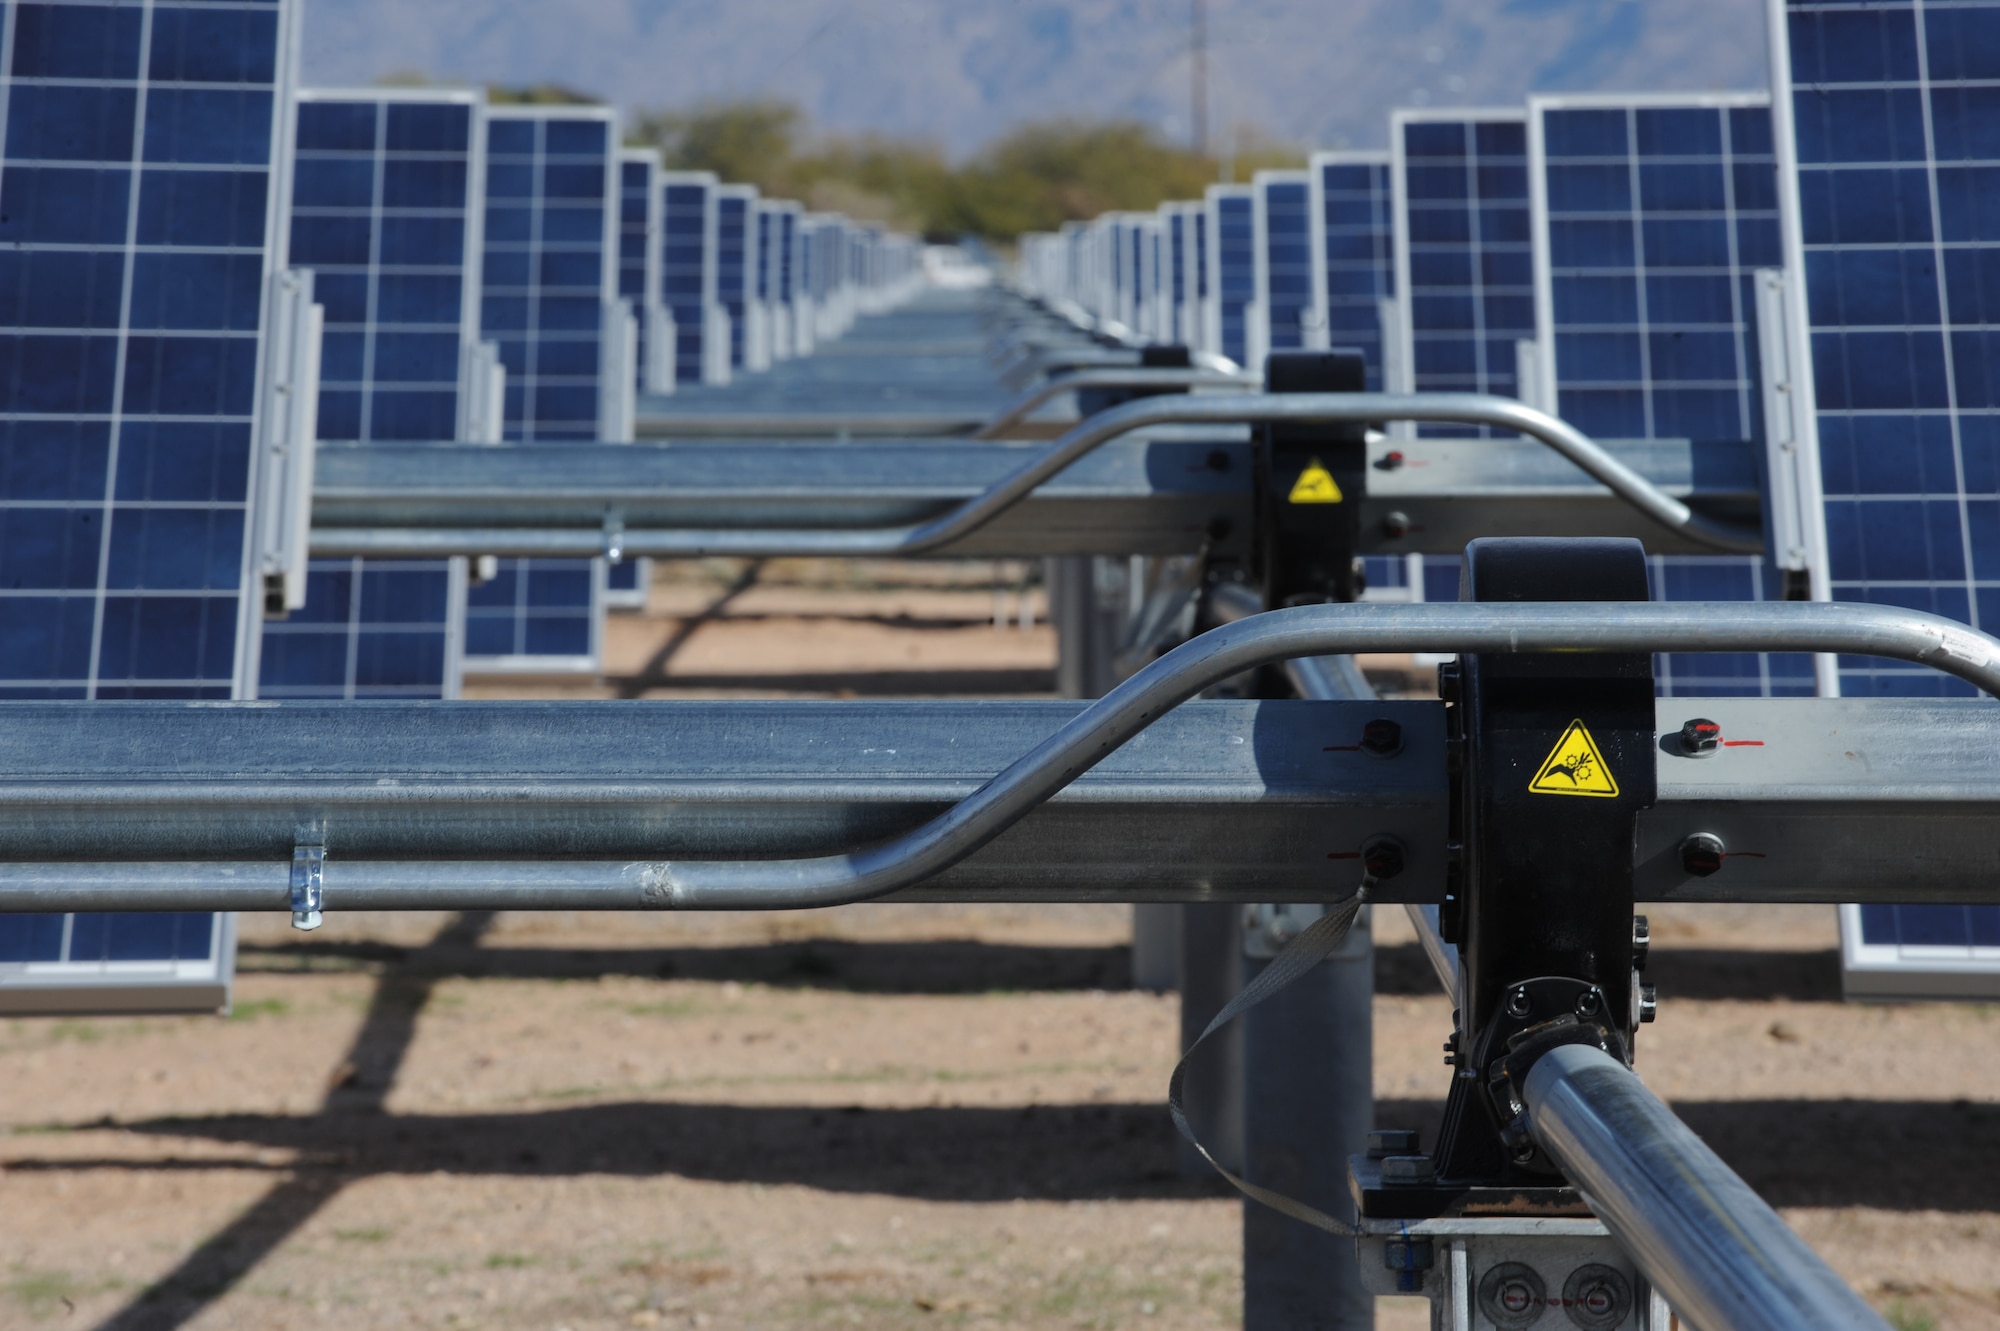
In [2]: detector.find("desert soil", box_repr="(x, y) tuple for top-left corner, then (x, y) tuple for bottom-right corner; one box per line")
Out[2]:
(0, 560), (1993, 1331)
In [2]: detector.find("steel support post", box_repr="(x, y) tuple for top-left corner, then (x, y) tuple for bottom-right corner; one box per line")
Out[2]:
(1242, 351), (1377, 1330)
(1177, 902), (1244, 1175)
(1242, 904), (1374, 1330)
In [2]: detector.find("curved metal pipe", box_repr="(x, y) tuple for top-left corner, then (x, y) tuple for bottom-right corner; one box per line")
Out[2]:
(1524, 1044), (1890, 1331)
(971, 368), (1256, 438)
(5, 600), (1995, 914)
(311, 393), (1762, 560)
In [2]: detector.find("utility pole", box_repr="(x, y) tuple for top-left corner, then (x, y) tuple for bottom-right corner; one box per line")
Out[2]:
(1191, 0), (1208, 156)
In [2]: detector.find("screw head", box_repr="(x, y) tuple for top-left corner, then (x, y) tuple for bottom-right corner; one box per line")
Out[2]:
(1680, 716), (1722, 756)
(1506, 987), (1533, 1018)
(1205, 448), (1231, 472)
(1639, 983), (1658, 1023)
(1574, 989), (1602, 1018)
(1679, 832), (1726, 877)
(1381, 510), (1413, 539)
(1360, 718), (1404, 756)
(1362, 835), (1406, 882)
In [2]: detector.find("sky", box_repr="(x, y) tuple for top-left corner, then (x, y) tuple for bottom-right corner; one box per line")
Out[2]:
(300, 0), (1773, 156)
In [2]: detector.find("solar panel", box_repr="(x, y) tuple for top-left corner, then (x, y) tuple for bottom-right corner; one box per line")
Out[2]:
(1309, 150), (1396, 392)
(1185, 204), (1210, 351)
(716, 184), (763, 372)
(1252, 170), (1322, 372)
(1768, 0), (2000, 996)
(0, 0), (313, 1012)
(618, 147), (671, 395)
(1206, 184), (1256, 366)
(608, 146), (664, 611)
(261, 89), (482, 701)
(660, 170), (728, 386)
(1391, 109), (1535, 434)
(466, 105), (621, 676)
(1527, 92), (1816, 700)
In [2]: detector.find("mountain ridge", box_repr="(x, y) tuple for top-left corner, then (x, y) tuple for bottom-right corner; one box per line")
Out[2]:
(301, 0), (1770, 157)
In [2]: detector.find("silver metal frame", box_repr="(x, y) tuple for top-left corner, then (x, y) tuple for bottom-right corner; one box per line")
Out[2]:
(309, 393), (1763, 560)
(7, 601), (2000, 916)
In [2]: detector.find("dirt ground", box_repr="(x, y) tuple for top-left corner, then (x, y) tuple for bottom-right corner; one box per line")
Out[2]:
(1, 561), (1995, 1331)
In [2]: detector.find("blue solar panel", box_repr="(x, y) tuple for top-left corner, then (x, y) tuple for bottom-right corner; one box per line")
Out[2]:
(260, 556), (467, 697)
(1393, 110), (1535, 435)
(1530, 93), (1815, 700)
(461, 556), (604, 667)
(481, 106), (616, 442)
(1310, 151), (1395, 392)
(1207, 185), (1255, 366)
(1165, 207), (1189, 344)
(619, 147), (668, 394)
(468, 106), (617, 675)
(1254, 170), (1320, 367)
(716, 185), (757, 372)
(1771, 0), (2000, 987)
(660, 171), (724, 386)
(0, 0), (302, 1008)
(1776, 0), (1997, 699)
(264, 89), (482, 702)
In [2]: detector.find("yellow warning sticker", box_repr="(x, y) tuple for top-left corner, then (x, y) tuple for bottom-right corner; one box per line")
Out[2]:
(1528, 719), (1620, 798)
(1287, 459), (1344, 504)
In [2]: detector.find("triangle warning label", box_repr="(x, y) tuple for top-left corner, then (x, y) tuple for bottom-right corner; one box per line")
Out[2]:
(1528, 719), (1620, 798)
(1287, 460), (1343, 504)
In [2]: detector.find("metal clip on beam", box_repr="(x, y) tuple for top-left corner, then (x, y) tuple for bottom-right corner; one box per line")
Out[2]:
(290, 837), (324, 931)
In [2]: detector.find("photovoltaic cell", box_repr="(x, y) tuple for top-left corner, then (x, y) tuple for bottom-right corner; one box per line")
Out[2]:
(1309, 151), (1395, 392)
(1206, 185), (1255, 366)
(1772, 0), (2000, 990)
(0, 0), (302, 1010)
(1530, 93), (1814, 699)
(1253, 170), (1320, 368)
(262, 90), (480, 701)
(467, 105), (617, 674)
(1392, 110), (1535, 435)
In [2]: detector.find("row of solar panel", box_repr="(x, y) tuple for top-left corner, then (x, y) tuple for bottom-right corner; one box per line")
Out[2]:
(1017, 0), (2000, 993)
(0, 0), (926, 1014)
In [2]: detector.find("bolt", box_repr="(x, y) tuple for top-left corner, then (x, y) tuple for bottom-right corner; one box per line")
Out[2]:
(1367, 1128), (1419, 1159)
(1362, 835), (1406, 882)
(1679, 832), (1726, 877)
(1574, 989), (1601, 1018)
(1360, 718), (1403, 756)
(1380, 1154), (1435, 1186)
(1381, 510), (1412, 539)
(1680, 716), (1722, 756)
(1507, 987), (1533, 1018)
(1632, 914), (1651, 968)
(1375, 449), (1406, 472)
(1639, 983), (1658, 1023)
(1381, 1238), (1433, 1271)
(1205, 448), (1231, 472)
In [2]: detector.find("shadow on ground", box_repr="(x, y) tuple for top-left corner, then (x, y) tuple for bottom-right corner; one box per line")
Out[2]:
(243, 937), (1843, 1004)
(29, 1094), (2000, 1213)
